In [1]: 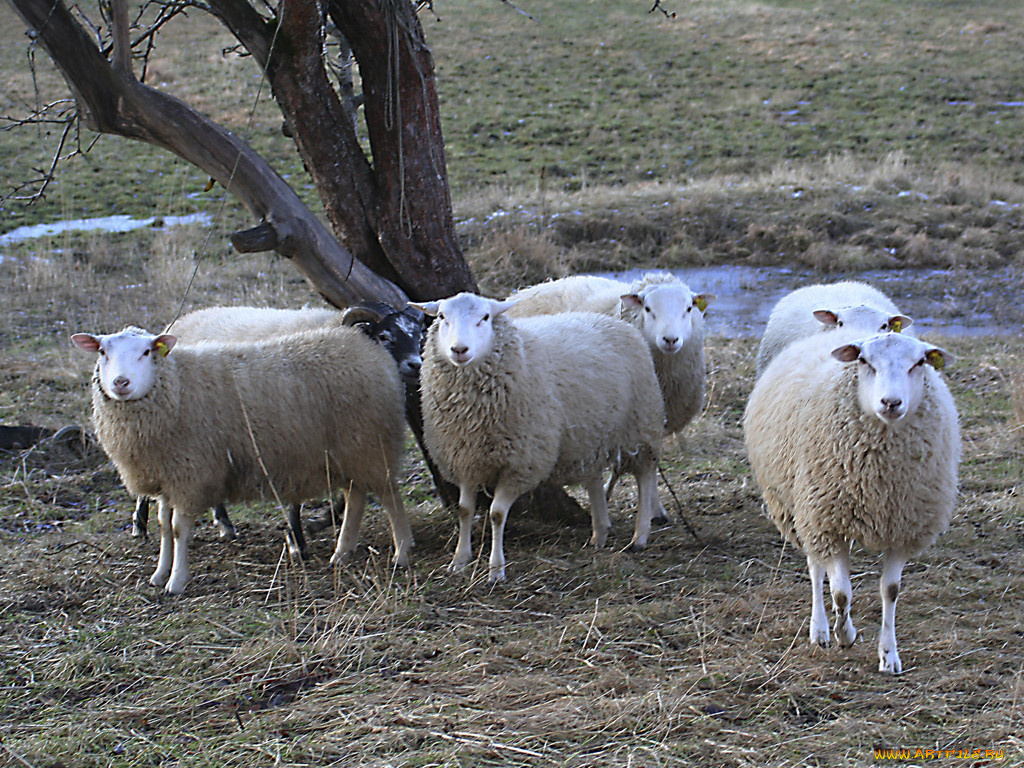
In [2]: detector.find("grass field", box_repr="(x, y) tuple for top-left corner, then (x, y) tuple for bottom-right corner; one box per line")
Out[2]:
(1, 0), (1023, 766)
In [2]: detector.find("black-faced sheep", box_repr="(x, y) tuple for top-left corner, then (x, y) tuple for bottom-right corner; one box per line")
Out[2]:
(755, 280), (913, 378)
(743, 330), (960, 674)
(412, 292), (665, 583)
(72, 325), (413, 595)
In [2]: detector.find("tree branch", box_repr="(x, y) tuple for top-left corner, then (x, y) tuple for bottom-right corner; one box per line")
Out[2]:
(6, 0), (407, 309)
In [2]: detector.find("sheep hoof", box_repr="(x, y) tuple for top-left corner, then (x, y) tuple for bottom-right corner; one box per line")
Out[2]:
(879, 648), (902, 675)
(150, 570), (170, 588)
(488, 570), (506, 584)
(626, 540), (647, 553)
(328, 550), (351, 567)
(836, 622), (857, 648)
(218, 525), (237, 541)
(164, 573), (189, 595)
(589, 532), (609, 549)
(809, 627), (830, 648)
(652, 513), (671, 526)
(447, 559), (469, 574)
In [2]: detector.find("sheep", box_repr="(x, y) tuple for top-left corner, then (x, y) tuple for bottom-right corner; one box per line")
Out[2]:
(743, 330), (960, 674)
(507, 272), (715, 523)
(410, 292), (665, 584)
(168, 303), (424, 378)
(130, 302), (425, 549)
(72, 324), (413, 595)
(755, 280), (913, 378)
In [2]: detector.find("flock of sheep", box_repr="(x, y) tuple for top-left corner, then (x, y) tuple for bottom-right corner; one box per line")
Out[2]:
(72, 273), (960, 675)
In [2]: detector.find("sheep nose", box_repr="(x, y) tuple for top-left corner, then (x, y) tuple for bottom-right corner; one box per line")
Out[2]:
(881, 396), (902, 411)
(450, 344), (468, 356)
(113, 375), (130, 388)
(662, 336), (679, 346)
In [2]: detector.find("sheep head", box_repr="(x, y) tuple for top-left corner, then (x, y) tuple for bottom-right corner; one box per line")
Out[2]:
(72, 328), (177, 401)
(620, 283), (715, 355)
(813, 305), (913, 335)
(832, 333), (952, 424)
(411, 293), (517, 367)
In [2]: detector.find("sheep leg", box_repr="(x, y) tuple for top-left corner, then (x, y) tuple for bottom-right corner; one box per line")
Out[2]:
(807, 556), (830, 647)
(448, 486), (477, 573)
(603, 465), (622, 502)
(651, 495), (671, 527)
(627, 459), (659, 551)
(212, 503), (236, 541)
(329, 488), (365, 566)
(585, 477), (611, 548)
(286, 503), (307, 560)
(827, 543), (857, 648)
(380, 480), (414, 567)
(132, 496), (150, 539)
(878, 549), (908, 675)
(487, 486), (520, 584)
(150, 498), (174, 589)
(164, 507), (196, 596)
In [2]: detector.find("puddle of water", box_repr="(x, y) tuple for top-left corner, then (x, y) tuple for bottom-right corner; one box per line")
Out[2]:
(0, 213), (213, 247)
(604, 265), (1021, 338)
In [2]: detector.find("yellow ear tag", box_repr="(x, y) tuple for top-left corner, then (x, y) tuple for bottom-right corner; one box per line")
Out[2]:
(925, 349), (944, 370)
(155, 341), (171, 358)
(890, 318), (903, 333)
(695, 296), (708, 312)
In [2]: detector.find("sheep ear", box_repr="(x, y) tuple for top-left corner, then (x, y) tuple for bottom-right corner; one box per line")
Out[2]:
(620, 293), (643, 309)
(831, 343), (862, 363)
(814, 310), (840, 328)
(490, 298), (518, 316)
(71, 333), (101, 353)
(889, 315), (913, 333)
(409, 300), (440, 317)
(694, 294), (716, 312)
(153, 335), (177, 358)
(925, 347), (952, 370)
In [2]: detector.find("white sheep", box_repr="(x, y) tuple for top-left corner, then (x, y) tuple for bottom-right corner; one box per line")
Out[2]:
(755, 280), (913, 377)
(507, 272), (715, 522)
(411, 292), (665, 583)
(129, 303), (425, 548)
(72, 325), (413, 595)
(743, 330), (960, 674)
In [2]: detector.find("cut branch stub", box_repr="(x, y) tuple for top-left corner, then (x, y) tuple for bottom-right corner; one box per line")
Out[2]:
(231, 222), (279, 253)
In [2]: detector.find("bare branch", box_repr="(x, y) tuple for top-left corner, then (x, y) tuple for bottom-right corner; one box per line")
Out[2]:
(648, 0), (677, 19)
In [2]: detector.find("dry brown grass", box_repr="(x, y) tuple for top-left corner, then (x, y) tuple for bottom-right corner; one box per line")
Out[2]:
(1, 280), (1021, 766)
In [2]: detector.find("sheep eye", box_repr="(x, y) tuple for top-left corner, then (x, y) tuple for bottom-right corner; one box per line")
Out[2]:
(379, 331), (394, 343)
(482, 314), (490, 322)
(437, 313), (445, 321)
(836, 320), (844, 327)
(142, 349), (151, 357)
(644, 306), (652, 313)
